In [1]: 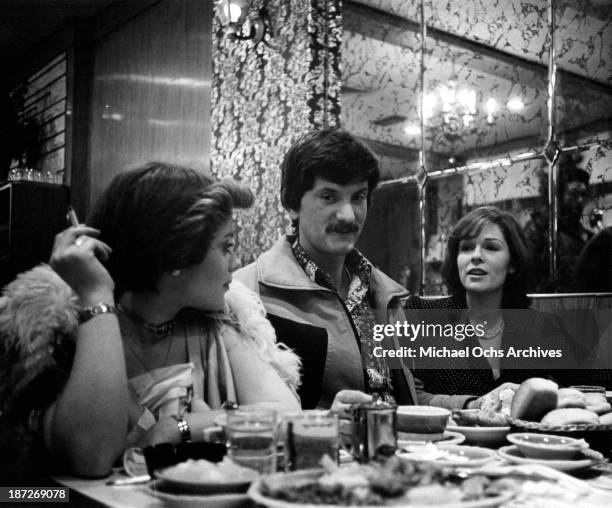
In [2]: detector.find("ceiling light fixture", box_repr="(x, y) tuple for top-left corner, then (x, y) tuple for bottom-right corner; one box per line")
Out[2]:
(215, 0), (266, 44)
(485, 98), (498, 124)
(507, 97), (524, 111)
(404, 124), (421, 136)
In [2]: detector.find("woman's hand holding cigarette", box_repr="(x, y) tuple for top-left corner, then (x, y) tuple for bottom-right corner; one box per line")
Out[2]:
(50, 223), (115, 305)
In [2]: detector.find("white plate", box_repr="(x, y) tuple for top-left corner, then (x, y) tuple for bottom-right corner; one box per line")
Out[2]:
(154, 464), (257, 495)
(247, 469), (514, 508)
(447, 425), (510, 446)
(148, 482), (248, 507)
(498, 445), (603, 472)
(398, 430), (466, 445)
(398, 444), (497, 468)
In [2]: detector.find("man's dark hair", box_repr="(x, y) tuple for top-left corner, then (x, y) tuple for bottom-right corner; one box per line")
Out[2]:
(88, 162), (253, 295)
(280, 128), (380, 214)
(558, 154), (590, 194)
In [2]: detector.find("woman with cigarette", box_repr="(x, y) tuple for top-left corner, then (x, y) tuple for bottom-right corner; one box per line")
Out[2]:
(0, 162), (300, 480)
(406, 206), (575, 403)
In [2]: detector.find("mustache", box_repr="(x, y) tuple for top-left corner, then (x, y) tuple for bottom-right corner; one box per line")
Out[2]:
(326, 222), (359, 234)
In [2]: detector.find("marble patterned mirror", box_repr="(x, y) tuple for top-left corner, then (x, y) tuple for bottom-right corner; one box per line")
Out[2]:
(342, 0), (612, 294)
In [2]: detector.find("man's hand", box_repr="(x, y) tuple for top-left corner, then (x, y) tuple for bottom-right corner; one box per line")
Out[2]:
(469, 382), (519, 412)
(331, 389), (373, 417)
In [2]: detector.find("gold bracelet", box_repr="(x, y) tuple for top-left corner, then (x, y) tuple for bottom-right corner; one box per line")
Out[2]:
(79, 302), (117, 324)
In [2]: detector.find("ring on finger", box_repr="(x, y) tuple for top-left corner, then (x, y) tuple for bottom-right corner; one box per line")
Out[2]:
(75, 237), (85, 246)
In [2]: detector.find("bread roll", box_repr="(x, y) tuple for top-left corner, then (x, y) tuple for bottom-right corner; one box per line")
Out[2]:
(541, 408), (599, 426)
(599, 412), (612, 425)
(510, 378), (558, 422)
(557, 388), (586, 409)
(586, 402), (612, 415)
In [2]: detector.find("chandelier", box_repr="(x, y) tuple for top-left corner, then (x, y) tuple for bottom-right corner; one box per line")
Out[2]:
(404, 84), (524, 138)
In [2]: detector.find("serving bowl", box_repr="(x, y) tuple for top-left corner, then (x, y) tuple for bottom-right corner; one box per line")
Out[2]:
(507, 432), (588, 460)
(397, 406), (450, 433)
(509, 417), (612, 459)
(446, 423), (510, 447)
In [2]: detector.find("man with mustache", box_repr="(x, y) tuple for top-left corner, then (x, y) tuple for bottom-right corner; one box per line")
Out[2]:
(235, 129), (482, 410)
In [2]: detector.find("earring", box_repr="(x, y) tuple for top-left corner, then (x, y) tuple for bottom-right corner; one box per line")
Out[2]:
(171, 269), (181, 277)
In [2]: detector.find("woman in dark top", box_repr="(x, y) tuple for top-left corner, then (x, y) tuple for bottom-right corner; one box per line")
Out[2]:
(406, 206), (576, 397)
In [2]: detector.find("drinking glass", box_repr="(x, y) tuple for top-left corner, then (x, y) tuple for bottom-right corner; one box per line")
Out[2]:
(570, 385), (607, 406)
(570, 385), (606, 395)
(226, 409), (277, 474)
(284, 410), (339, 471)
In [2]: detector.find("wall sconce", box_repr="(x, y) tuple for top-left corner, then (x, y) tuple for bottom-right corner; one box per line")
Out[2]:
(215, 0), (266, 44)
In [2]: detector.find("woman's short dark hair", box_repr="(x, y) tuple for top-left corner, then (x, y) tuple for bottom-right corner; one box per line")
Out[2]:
(441, 206), (533, 308)
(280, 128), (380, 213)
(88, 162), (253, 294)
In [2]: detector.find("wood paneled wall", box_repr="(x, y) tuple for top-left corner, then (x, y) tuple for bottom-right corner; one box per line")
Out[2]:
(87, 0), (212, 211)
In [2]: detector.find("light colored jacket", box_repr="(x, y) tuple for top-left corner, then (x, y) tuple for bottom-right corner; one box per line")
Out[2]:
(235, 238), (419, 408)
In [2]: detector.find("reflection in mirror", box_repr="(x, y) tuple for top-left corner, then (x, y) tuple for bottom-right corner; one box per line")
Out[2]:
(343, 0), (611, 295)
(552, 0), (612, 292)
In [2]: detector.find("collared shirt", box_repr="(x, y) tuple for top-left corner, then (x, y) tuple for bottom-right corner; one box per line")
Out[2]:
(290, 236), (394, 402)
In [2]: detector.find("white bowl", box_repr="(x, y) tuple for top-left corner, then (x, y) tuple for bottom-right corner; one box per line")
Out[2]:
(507, 432), (588, 460)
(397, 406), (450, 433)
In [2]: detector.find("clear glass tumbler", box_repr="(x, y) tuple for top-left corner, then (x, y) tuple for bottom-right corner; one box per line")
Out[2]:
(284, 410), (339, 471)
(226, 409), (277, 474)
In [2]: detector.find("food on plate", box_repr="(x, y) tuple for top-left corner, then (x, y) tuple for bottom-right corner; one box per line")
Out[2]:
(599, 412), (612, 425)
(511, 378), (558, 421)
(583, 393), (612, 415)
(540, 408), (600, 426)
(259, 455), (518, 506)
(450, 385), (515, 428)
(557, 388), (586, 409)
(158, 457), (258, 483)
(451, 409), (508, 427)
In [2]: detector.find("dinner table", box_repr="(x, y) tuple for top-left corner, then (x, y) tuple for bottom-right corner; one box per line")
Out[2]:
(51, 445), (612, 508)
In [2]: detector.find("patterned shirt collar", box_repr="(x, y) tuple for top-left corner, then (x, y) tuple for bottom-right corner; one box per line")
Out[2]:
(288, 235), (371, 294)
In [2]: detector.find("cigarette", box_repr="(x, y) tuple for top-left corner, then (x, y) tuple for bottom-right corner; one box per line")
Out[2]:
(67, 205), (79, 227)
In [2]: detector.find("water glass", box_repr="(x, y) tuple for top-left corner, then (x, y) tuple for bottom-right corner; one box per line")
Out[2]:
(570, 385), (606, 395)
(284, 410), (339, 471)
(570, 385), (607, 406)
(226, 409), (277, 474)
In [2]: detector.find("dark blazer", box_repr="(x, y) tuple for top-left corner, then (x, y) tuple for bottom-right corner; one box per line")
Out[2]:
(405, 295), (578, 396)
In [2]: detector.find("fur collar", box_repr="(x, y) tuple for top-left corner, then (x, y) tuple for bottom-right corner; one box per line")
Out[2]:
(0, 266), (301, 399)
(225, 280), (301, 391)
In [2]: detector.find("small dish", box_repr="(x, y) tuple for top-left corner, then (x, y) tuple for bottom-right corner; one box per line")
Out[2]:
(398, 430), (465, 446)
(398, 444), (497, 468)
(498, 445), (603, 472)
(507, 432), (588, 460)
(447, 424), (510, 447)
(149, 483), (249, 507)
(397, 405), (450, 433)
(154, 458), (258, 495)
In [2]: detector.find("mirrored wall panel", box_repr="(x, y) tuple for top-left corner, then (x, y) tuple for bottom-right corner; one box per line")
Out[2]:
(345, 0), (612, 294)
